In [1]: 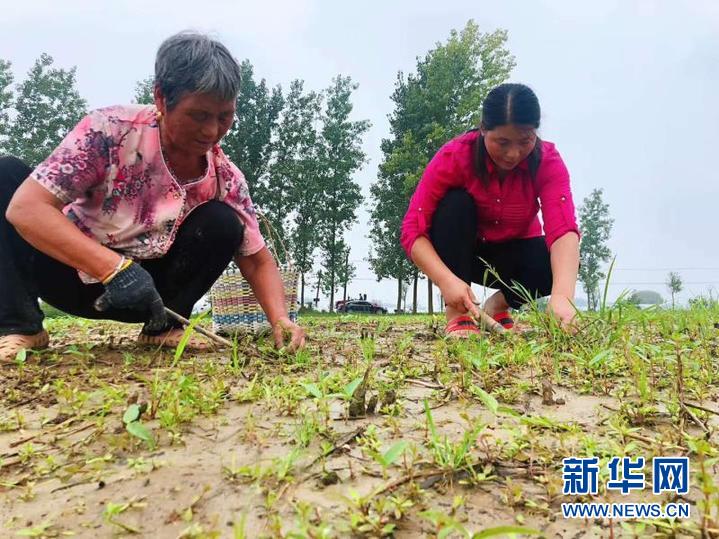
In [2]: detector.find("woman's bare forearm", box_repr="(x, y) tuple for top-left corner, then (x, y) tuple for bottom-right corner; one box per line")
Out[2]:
(409, 236), (456, 287)
(549, 232), (580, 299)
(6, 180), (121, 281)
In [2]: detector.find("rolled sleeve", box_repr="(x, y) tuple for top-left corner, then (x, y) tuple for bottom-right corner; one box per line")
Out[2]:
(29, 111), (109, 203)
(537, 143), (580, 249)
(237, 195), (266, 257)
(400, 143), (464, 260)
(214, 156), (266, 257)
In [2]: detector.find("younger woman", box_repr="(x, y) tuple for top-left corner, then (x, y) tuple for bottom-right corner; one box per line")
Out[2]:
(401, 83), (580, 336)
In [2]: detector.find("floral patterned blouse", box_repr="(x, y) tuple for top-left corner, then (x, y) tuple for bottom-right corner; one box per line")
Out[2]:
(30, 105), (265, 282)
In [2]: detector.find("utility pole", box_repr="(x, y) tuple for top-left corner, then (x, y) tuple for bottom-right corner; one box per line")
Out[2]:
(342, 248), (349, 302)
(412, 270), (418, 314)
(314, 271), (322, 309)
(427, 279), (433, 314)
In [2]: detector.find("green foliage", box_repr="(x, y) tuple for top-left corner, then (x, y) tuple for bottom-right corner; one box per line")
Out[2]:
(40, 301), (70, 319)
(628, 289), (664, 306)
(6, 53), (87, 166)
(578, 188), (614, 310)
(666, 271), (683, 308)
(14, 348), (27, 366)
(223, 59), (283, 190)
(133, 75), (155, 104)
(171, 311), (208, 367)
(424, 400), (485, 471)
(267, 79), (323, 268)
(16, 521), (54, 537)
(126, 421), (154, 447)
(688, 293), (718, 309)
(123, 403), (141, 423)
(474, 526), (541, 538)
(317, 75), (370, 309)
(0, 58), (13, 152)
(122, 403), (155, 449)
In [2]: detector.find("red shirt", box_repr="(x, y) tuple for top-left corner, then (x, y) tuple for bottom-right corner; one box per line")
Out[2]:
(400, 131), (580, 260)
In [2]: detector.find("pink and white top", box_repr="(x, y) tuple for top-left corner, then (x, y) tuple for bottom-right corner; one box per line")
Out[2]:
(400, 130), (580, 260)
(30, 105), (265, 281)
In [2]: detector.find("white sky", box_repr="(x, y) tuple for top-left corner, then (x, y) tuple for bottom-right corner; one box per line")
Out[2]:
(2, 0), (718, 309)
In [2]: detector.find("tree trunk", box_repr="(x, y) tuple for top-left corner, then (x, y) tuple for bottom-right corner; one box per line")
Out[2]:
(315, 271), (322, 308)
(329, 269), (335, 312)
(412, 271), (418, 314)
(396, 278), (403, 313)
(427, 279), (433, 314)
(300, 273), (306, 308)
(328, 228), (336, 312)
(342, 249), (349, 301)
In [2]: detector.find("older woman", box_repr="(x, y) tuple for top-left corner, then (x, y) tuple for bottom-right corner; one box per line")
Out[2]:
(0, 32), (305, 361)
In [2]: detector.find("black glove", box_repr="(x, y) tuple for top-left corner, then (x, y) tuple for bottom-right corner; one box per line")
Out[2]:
(94, 261), (167, 332)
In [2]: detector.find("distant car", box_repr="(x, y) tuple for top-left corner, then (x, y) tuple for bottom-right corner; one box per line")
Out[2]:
(339, 300), (387, 314)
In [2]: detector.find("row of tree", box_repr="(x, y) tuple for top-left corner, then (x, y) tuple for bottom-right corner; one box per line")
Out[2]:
(0, 22), (641, 311)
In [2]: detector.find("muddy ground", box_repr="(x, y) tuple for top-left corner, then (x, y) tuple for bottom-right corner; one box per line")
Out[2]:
(1, 313), (718, 538)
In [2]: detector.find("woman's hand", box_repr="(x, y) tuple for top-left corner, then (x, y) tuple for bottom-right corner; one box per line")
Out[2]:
(273, 316), (306, 352)
(547, 294), (577, 330)
(439, 274), (481, 319)
(94, 260), (168, 332)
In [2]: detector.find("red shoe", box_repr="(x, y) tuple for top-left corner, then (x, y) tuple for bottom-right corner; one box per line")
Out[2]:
(492, 311), (515, 330)
(445, 315), (482, 338)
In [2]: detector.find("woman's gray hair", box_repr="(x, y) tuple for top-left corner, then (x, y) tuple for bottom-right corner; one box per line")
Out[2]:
(154, 31), (242, 109)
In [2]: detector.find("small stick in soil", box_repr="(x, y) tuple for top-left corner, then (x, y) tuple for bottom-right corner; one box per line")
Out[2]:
(164, 307), (233, 348)
(470, 301), (506, 334)
(303, 425), (366, 471)
(685, 401), (719, 416)
(680, 403), (710, 435)
(404, 378), (445, 390)
(624, 432), (684, 451)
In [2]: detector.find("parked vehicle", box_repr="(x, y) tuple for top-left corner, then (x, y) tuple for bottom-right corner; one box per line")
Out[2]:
(338, 300), (387, 314)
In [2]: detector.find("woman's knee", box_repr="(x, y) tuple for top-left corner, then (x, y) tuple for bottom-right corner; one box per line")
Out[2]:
(181, 201), (245, 250)
(0, 156), (32, 200)
(432, 189), (476, 232)
(439, 189), (475, 212)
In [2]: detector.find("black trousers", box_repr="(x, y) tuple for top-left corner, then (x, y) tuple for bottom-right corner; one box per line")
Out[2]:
(0, 156), (244, 336)
(429, 189), (553, 309)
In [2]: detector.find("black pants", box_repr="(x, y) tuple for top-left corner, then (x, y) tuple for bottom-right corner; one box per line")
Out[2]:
(0, 156), (244, 336)
(430, 189), (552, 309)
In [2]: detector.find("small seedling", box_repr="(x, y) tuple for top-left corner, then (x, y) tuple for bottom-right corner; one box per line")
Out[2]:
(123, 403), (155, 449)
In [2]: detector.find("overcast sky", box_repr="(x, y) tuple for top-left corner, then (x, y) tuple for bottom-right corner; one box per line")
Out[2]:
(2, 0), (717, 309)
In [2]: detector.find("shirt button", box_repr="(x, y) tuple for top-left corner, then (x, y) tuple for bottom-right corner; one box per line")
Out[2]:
(560, 196), (566, 202)
(496, 198), (501, 203)
(494, 220), (499, 225)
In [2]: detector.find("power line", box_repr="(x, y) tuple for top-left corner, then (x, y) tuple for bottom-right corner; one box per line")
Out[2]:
(346, 276), (719, 285)
(604, 282), (719, 286)
(348, 262), (719, 272)
(612, 268), (719, 271)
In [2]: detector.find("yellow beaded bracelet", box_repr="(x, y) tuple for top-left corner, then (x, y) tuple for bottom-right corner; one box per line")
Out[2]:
(101, 257), (133, 285)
